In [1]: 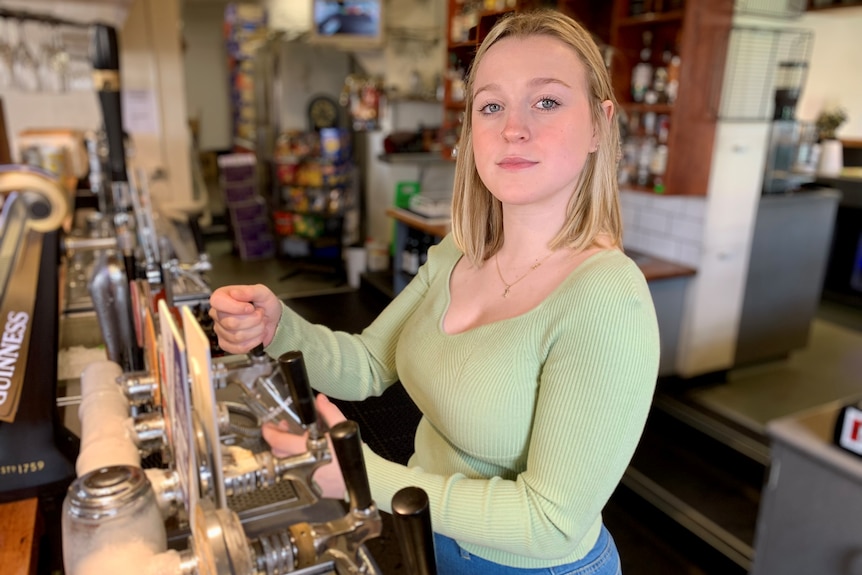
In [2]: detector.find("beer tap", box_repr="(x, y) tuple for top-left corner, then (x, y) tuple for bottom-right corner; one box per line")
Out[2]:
(89, 22), (144, 372)
(136, 347), (335, 514)
(215, 351), (332, 502)
(392, 486), (438, 575)
(190, 420), (382, 575)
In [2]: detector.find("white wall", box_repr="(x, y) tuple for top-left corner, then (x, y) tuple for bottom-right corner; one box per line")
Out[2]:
(182, 0), (232, 151)
(796, 6), (862, 138)
(121, 0), (195, 212)
(621, 121), (769, 378)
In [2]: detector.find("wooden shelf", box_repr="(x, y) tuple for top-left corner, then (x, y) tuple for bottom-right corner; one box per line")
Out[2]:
(610, 0), (734, 196)
(386, 207), (450, 237)
(378, 153), (450, 165)
(807, 0), (862, 10)
(448, 40), (477, 50)
(620, 103), (675, 114)
(617, 9), (684, 27)
(621, 184), (662, 195)
(385, 94), (441, 104)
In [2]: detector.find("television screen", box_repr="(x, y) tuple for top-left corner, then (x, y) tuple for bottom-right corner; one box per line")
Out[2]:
(311, 0), (383, 48)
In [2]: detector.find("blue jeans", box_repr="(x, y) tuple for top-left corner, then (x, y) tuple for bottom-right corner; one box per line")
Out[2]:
(432, 525), (622, 575)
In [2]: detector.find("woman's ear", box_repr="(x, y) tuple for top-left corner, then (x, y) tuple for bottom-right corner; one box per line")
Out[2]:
(591, 100), (615, 152)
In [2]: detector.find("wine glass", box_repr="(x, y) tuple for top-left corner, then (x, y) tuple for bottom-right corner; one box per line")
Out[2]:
(50, 24), (71, 92)
(11, 19), (40, 91)
(38, 23), (69, 93)
(0, 18), (14, 89)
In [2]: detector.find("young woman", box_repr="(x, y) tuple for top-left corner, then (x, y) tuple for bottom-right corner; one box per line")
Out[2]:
(209, 9), (659, 574)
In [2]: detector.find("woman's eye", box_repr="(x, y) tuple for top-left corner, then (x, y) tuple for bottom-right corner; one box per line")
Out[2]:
(479, 103), (502, 114)
(536, 98), (560, 110)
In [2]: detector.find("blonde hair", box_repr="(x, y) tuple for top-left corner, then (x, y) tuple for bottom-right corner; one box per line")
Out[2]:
(450, 9), (622, 267)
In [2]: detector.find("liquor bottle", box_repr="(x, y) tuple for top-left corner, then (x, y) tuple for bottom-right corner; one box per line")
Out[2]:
(402, 234), (420, 275)
(666, 52), (681, 104)
(629, 0), (649, 16)
(419, 234), (433, 267)
(631, 31), (653, 103)
(650, 144), (669, 182)
(637, 138), (655, 187)
(652, 48), (673, 103)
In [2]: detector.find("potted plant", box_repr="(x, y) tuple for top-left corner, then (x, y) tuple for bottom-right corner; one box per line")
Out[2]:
(815, 107), (848, 177)
(816, 107), (848, 141)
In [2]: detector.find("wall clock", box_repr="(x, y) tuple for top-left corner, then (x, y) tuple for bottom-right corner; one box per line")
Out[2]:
(307, 95), (340, 131)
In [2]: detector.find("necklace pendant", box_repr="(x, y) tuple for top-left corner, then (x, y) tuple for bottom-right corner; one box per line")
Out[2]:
(503, 286), (510, 298)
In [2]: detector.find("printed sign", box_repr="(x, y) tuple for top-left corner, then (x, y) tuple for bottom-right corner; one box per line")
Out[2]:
(158, 299), (198, 521)
(182, 306), (226, 509)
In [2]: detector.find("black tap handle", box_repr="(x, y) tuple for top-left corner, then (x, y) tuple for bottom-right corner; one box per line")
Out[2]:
(187, 213), (207, 257)
(329, 421), (373, 510)
(392, 487), (437, 575)
(90, 22), (120, 70)
(90, 23), (127, 184)
(278, 351), (316, 427)
(249, 343), (266, 358)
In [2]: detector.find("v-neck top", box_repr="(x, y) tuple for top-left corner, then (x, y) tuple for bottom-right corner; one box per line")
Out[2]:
(267, 234), (660, 569)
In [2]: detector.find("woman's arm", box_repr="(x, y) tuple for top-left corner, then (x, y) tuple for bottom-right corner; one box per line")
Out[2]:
(263, 238), (454, 401)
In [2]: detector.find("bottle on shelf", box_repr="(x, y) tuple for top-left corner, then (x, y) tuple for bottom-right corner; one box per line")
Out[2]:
(652, 48), (673, 104)
(665, 50), (681, 105)
(650, 144), (669, 185)
(631, 31), (654, 103)
(401, 233), (420, 276)
(419, 234), (435, 267)
(636, 138), (655, 187)
(629, 0), (649, 16)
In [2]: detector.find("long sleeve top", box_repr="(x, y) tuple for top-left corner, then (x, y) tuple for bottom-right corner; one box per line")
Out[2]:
(265, 234), (660, 569)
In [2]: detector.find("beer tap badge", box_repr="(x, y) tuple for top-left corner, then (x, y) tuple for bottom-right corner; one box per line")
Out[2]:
(0, 311), (30, 421)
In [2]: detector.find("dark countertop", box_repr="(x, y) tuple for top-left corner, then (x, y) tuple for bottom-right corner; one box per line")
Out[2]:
(386, 208), (696, 281)
(815, 172), (862, 209)
(627, 250), (697, 281)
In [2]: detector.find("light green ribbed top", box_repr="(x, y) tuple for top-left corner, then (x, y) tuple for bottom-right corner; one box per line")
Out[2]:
(267, 234), (659, 569)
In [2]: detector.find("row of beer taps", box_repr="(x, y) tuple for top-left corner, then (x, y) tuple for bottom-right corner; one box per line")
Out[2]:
(60, 21), (437, 575)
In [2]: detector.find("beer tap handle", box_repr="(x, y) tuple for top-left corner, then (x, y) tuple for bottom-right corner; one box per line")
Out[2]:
(249, 343), (266, 358)
(187, 213), (208, 259)
(392, 486), (438, 575)
(90, 23), (128, 185)
(278, 351), (317, 428)
(329, 421), (372, 511)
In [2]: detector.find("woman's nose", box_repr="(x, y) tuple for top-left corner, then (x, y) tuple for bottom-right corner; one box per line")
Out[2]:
(500, 111), (529, 142)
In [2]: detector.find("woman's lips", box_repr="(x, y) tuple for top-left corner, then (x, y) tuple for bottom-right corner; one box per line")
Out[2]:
(497, 157), (537, 170)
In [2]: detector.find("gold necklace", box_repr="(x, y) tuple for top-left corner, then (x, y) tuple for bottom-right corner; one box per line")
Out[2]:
(494, 251), (554, 298)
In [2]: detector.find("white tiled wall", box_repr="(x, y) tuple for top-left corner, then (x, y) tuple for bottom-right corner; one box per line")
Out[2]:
(621, 119), (770, 378)
(621, 190), (706, 269)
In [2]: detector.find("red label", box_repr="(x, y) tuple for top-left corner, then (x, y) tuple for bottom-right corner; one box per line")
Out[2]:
(839, 406), (862, 456)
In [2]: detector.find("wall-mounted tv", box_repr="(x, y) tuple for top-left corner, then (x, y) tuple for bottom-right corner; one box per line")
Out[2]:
(309, 0), (384, 50)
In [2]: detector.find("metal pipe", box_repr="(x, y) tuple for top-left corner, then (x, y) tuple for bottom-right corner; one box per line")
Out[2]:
(62, 236), (118, 252)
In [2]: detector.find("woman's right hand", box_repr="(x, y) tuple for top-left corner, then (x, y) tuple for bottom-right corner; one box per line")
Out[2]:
(208, 284), (283, 354)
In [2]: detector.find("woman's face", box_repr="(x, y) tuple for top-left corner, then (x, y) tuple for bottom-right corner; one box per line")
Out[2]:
(471, 35), (612, 212)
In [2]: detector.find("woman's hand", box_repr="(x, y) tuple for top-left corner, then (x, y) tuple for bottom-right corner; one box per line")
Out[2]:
(262, 394), (349, 500)
(208, 284), (283, 354)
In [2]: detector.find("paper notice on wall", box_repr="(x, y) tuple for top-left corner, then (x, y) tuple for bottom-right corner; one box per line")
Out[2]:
(122, 89), (161, 135)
